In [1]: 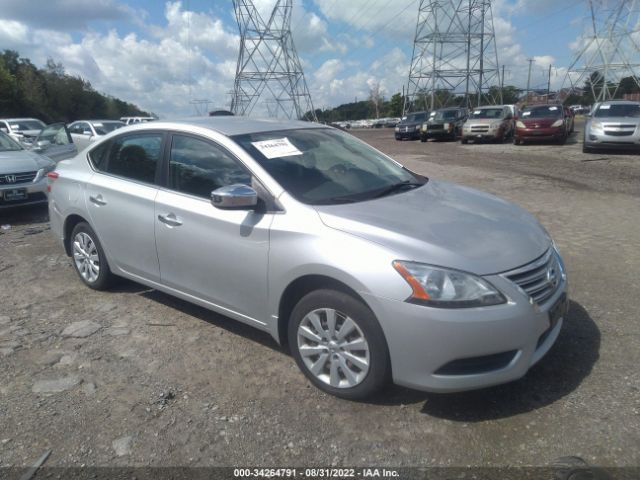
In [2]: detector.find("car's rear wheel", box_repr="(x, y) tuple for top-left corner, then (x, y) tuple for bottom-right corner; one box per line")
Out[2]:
(70, 222), (114, 290)
(288, 289), (389, 400)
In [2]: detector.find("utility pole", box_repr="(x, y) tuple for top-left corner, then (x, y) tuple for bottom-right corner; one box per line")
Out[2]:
(547, 64), (552, 104)
(526, 58), (534, 104)
(231, 0), (317, 120)
(500, 64), (505, 104)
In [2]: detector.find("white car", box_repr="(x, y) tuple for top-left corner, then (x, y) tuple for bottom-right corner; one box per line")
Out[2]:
(0, 118), (46, 145)
(119, 116), (155, 125)
(68, 120), (126, 151)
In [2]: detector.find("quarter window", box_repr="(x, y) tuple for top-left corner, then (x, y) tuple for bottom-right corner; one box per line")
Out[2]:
(169, 134), (251, 199)
(105, 133), (163, 184)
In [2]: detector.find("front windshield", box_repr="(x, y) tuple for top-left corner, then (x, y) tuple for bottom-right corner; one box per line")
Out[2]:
(433, 110), (458, 121)
(233, 128), (425, 205)
(469, 108), (504, 119)
(92, 122), (125, 135)
(9, 120), (45, 131)
(0, 131), (24, 152)
(594, 104), (640, 118)
(521, 106), (562, 118)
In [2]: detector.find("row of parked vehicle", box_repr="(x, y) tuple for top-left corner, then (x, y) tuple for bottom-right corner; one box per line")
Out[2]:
(395, 100), (640, 153)
(0, 116), (154, 209)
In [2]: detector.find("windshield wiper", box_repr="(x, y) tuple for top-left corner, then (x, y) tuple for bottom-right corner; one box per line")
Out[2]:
(373, 180), (424, 199)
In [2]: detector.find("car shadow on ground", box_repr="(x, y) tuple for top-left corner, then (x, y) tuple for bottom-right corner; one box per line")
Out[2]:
(140, 288), (284, 353)
(366, 300), (600, 419)
(0, 205), (49, 227)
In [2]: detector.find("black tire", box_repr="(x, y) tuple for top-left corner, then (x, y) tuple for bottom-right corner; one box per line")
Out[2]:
(513, 138), (520, 145)
(69, 222), (115, 290)
(461, 138), (468, 144)
(288, 289), (390, 400)
(420, 137), (427, 143)
(582, 143), (594, 153)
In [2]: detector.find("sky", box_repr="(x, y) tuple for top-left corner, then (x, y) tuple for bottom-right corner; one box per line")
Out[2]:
(0, 0), (600, 117)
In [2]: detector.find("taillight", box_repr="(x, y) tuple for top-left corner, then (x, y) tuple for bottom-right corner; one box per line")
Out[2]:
(47, 171), (59, 192)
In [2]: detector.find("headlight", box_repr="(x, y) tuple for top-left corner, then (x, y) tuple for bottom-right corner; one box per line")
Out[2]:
(36, 164), (55, 181)
(394, 126), (400, 132)
(392, 261), (506, 308)
(443, 122), (450, 130)
(414, 125), (420, 131)
(590, 121), (603, 131)
(551, 119), (563, 128)
(516, 121), (526, 128)
(490, 122), (501, 130)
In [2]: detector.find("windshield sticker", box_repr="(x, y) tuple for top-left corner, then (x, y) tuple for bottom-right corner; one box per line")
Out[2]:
(251, 138), (302, 159)
(522, 111), (531, 116)
(549, 106), (558, 111)
(599, 105), (611, 109)
(473, 110), (481, 114)
(93, 123), (104, 127)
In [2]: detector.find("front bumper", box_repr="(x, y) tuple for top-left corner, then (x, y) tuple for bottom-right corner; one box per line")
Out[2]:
(362, 274), (568, 393)
(515, 127), (565, 141)
(395, 128), (421, 140)
(422, 129), (455, 139)
(584, 131), (640, 150)
(0, 177), (48, 209)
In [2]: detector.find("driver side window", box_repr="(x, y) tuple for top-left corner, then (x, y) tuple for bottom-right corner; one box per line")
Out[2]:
(168, 134), (251, 199)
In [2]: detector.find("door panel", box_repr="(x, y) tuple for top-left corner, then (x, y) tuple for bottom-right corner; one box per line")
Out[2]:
(155, 190), (272, 323)
(32, 123), (77, 162)
(86, 173), (160, 281)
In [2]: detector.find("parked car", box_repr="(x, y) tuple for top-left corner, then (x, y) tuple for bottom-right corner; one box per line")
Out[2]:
(514, 104), (569, 145)
(120, 116), (155, 125)
(583, 100), (640, 153)
(420, 107), (468, 142)
(48, 117), (568, 399)
(0, 118), (46, 145)
(395, 111), (429, 140)
(68, 120), (126, 151)
(461, 106), (514, 143)
(0, 125), (76, 209)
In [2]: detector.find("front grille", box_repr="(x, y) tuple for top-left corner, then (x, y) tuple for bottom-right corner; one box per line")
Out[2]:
(503, 249), (562, 305)
(471, 125), (489, 133)
(429, 124), (444, 130)
(604, 130), (634, 136)
(0, 171), (38, 185)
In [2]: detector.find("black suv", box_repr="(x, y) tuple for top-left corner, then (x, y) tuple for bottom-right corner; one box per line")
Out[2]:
(395, 111), (429, 140)
(420, 107), (468, 142)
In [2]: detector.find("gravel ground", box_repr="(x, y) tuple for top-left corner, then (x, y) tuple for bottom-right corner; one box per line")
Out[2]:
(0, 119), (639, 474)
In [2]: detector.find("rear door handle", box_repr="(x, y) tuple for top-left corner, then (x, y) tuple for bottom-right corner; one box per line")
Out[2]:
(89, 194), (107, 206)
(158, 213), (183, 227)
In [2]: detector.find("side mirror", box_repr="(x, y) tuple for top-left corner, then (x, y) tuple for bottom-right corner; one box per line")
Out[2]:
(211, 184), (258, 210)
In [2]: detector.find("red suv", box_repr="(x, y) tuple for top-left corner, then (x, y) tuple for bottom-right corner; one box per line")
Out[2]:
(514, 105), (568, 145)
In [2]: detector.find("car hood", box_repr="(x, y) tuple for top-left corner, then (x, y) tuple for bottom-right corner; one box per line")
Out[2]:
(591, 116), (640, 124)
(521, 117), (560, 127)
(0, 150), (54, 174)
(465, 118), (503, 125)
(315, 180), (550, 275)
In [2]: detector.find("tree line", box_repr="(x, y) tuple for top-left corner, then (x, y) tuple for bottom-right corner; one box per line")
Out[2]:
(0, 50), (151, 123)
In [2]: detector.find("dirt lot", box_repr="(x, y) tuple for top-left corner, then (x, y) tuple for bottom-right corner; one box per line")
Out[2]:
(1, 120), (639, 474)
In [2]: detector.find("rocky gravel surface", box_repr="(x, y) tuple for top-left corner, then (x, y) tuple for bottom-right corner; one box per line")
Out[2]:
(0, 121), (638, 475)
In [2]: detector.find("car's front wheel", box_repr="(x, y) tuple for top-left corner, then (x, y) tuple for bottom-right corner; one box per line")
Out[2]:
(70, 222), (114, 290)
(288, 289), (390, 399)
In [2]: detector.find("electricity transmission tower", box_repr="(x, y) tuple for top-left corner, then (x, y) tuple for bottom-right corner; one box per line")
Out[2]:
(564, 0), (640, 102)
(231, 0), (317, 121)
(404, 0), (501, 114)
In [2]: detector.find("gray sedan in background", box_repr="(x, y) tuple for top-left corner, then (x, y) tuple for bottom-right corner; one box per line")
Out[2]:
(583, 100), (640, 153)
(48, 117), (568, 399)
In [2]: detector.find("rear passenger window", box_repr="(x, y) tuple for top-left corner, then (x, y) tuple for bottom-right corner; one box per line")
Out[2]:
(104, 134), (163, 184)
(88, 141), (111, 170)
(169, 134), (251, 199)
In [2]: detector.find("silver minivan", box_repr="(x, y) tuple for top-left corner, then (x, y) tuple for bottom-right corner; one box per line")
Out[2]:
(48, 118), (568, 399)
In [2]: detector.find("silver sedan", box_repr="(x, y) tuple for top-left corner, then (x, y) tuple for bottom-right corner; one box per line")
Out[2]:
(583, 100), (640, 153)
(48, 117), (568, 399)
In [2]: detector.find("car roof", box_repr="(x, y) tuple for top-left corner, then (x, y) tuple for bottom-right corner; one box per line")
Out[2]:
(1, 118), (43, 122)
(120, 116), (326, 137)
(71, 119), (125, 123)
(597, 100), (640, 106)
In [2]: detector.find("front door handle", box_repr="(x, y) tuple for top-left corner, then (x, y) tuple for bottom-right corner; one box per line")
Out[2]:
(158, 213), (183, 227)
(89, 194), (107, 206)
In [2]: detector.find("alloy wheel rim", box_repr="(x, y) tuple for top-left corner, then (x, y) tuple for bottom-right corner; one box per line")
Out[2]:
(297, 308), (370, 389)
(73, 232), (100, 283)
